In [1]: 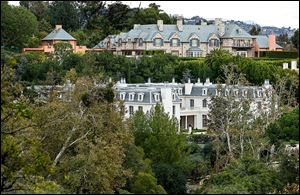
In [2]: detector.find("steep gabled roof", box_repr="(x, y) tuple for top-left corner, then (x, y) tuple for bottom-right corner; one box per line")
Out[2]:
(42, 28), (76, 41)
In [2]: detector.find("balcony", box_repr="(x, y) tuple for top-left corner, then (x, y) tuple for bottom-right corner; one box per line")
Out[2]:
(232, 43), (253, 48)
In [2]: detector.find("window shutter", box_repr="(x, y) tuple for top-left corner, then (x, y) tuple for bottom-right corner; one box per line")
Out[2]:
(170, 39), (173, 47)
(153, 39), (156, 46)
(161, 39), (163, 46)
(177, 39), (180, 46)
(190, 40), (192, 47)
(197, 40), (200, 47)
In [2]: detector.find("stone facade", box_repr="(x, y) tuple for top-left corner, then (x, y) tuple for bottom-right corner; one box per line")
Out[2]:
(96, 18), (272, 58)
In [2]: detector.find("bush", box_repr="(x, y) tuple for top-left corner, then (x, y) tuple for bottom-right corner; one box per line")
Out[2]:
(259, 51), (299, 59)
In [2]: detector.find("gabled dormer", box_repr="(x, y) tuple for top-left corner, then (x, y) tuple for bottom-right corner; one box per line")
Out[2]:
(188, 33), (200, 47)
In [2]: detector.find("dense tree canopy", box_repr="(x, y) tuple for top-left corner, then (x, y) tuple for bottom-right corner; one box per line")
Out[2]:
(1, 1), (38, 49)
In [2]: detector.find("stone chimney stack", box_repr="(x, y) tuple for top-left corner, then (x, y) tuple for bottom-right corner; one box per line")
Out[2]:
(268, 33), (276, 51)
(55, 25), (62, 31)
(177, 18), (183, 31)
(215, 18), (225, 36)
(157, 20), (163, 31)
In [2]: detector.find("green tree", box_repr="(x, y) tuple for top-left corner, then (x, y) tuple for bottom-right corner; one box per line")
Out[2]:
(152, 163), (187, 194)
(131, 172), (167, 194)
(48, 1), (79, 31)
(1, 1), (38, 50)
(266, 107), (299, 147)
(249, 25), (261, 35)
(20, 1), (49, 21)
(199, 157), (283, 194)
(291, 29), (299, 49)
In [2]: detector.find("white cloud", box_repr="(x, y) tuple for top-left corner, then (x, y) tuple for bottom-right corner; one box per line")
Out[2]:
(8, 1), (299, 28)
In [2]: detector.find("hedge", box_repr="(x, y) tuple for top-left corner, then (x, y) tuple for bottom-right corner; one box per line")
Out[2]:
(259, 51), (299, 59)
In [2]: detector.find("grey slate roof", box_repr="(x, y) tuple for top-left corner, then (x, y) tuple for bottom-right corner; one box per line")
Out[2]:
(253, 35), (283, 49)
(94, 22), (254, 48)
(42, 28), (76, 41)
(222, 24), (253, 38)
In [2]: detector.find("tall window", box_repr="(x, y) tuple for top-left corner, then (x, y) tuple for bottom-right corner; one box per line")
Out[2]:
(257, 102), (262, 109)
(237, 51), (247, 57)
(203, 99), (207, 108)
(129, 93), (135, 101)
(138, 106), (143, 112)
(154, 38), (163, 46)
(171, 38), (180, 47)
(120, 93), (126, 100)
(154, 94), (160, 101)
(202, 88), (207, 95)
(139, 38), (143, 46)
(202, 115), (208, 127)
(209, 39), (220, 47)
(190, 99), (194, 108)
(172, 105), (175, 116)
(190, 38), (199, 47)
(138, 93), (144, 101)
(129, 106), (134, 115)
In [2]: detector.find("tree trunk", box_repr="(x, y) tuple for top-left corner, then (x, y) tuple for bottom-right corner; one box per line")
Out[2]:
(225, 131), (233, 159)
(52, 126), (76, 167)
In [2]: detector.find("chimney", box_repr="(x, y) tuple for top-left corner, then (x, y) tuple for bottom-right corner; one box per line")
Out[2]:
(148, 77), (151, 84)
(268, 33), (276, 51)
(204, 78), (212, 86)
(177, 18), (183, 31)
(157, 20), (163, 31)
(215, 18), (225, 36)
(55, 25), (62, 31)
(201, 20), (207, 26)
(172, 77), (175, 84)
(283, 63), (288, 69)
(133, 24), (140, 29)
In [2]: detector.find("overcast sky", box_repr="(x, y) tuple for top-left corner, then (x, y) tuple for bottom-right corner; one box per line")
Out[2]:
(8, 1), (299, 29)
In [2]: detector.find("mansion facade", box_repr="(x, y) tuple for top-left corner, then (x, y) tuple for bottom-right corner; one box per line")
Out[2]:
(115, 78), (274, 130)
(27, 78), (275, 130)
(95, 18), (282, 57)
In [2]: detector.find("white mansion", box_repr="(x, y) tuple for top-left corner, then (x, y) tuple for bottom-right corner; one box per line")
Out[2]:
(115, 78), (274, 130)
(27, 78), (275, 130)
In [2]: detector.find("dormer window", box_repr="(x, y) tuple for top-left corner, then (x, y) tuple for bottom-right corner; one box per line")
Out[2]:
(171, 38), (180, 47)
(120, 92), (126, 100)
(128, 38), (131, 43)
(190, 38), (199, 47)
(202, 88), (207, 95)
(225, 89), (229, 96)
(257, 90), (263, 97)
(178, 88), (182, 95)
(234, 89), (239, 96)
(172, 93), (176, 101)
(243, 90), (247, 97)
(154, 38), (163, 46)
(138, 93), (144, 101)
(129, 93), (135, 101)
(154, 93), (160, 101)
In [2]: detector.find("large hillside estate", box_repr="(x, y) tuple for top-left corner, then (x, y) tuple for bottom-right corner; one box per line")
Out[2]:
(95, 18), (283, 57)
(28, 77), (275, 130)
